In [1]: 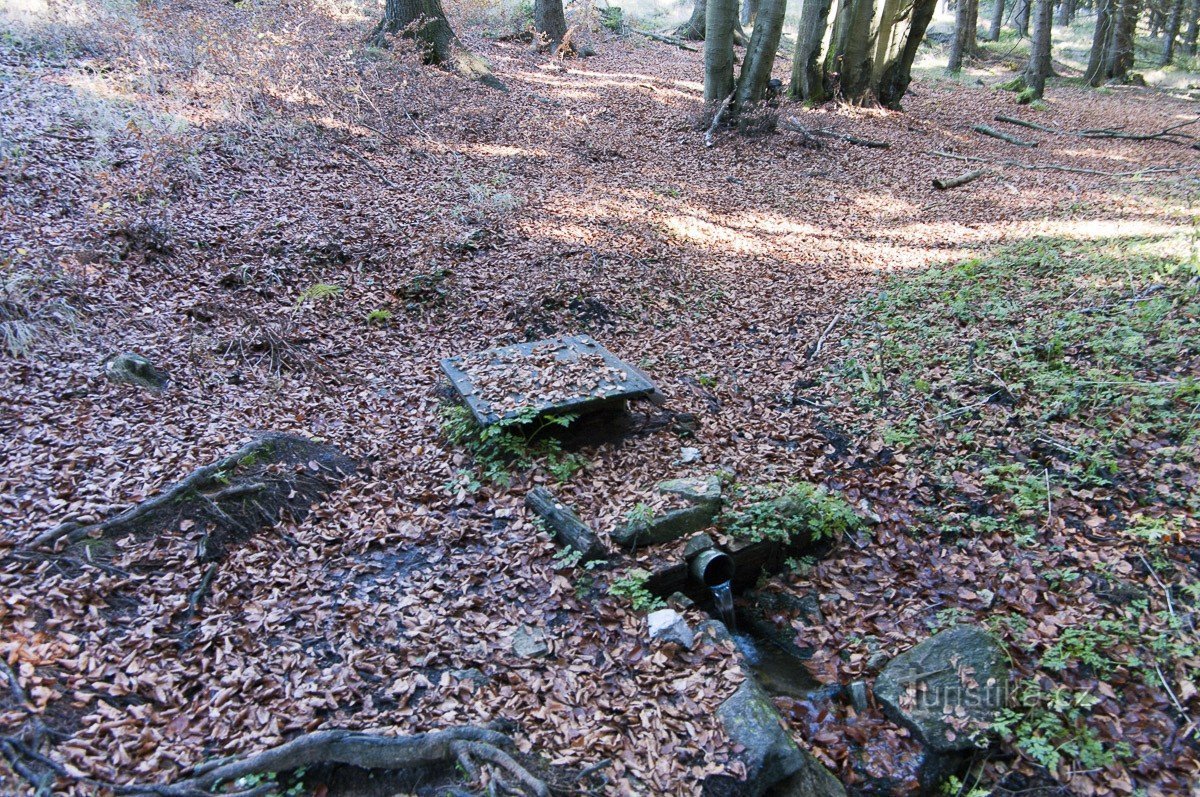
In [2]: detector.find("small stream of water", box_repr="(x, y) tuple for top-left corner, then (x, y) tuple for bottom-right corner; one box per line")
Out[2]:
(710, 580), (737, 633)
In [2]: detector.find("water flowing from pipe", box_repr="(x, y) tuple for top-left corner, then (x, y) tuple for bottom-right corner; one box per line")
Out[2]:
(710, 580), (736, 633)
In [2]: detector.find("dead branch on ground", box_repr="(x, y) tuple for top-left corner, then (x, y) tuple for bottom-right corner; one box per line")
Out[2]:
(926, 150), (1199, 178)
(704, 93), (734, 148)
(933, 169), (990, 190)
(781, 117), (890, 149)
(972, 124), (1038, 147)
(632, 29), (700, 52)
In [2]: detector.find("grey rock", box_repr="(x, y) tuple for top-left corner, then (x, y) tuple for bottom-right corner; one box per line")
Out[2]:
(658, 475), (722, 505)
(678, 446), (702, 464)
(667, 591), (695, 610)
(103, 352), (169, 391)
(684, 532), (716, 559)
(511, 624), (549, 659)
(714, 678), (845, 797)
(612, 502), (719, 548)
(647, 608), (694, 649)
(447, 668), (490, 689)
(874, 625), (1008, 753)
(848, 680), (869, 711)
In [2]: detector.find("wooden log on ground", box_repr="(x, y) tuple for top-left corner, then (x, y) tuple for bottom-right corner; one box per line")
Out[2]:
(972, 124), (1038, 147)
(526, 487), (607, 561)
(632, 29), (700, 51)
(932, 169), (989, 190)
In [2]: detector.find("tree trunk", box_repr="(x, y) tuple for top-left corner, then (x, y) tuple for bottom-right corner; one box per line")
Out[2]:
(987, 0), (1006, 40)
(1024, 0), (1054, 97)
(1106, 0), (1141, 80)
(1085, 0), (1115, 83)
(949, 0), (979, 69)
(374, 0), (505, 89)
(1182, 0), (1199, 56)
(676, 0), (709, 39)
(1014, 0), (1031, 33)
(966, 0), (980, 44)
(534, 0), (568, 48)
(876, 0), (940, 107)
(705, 0), (738, 101)
(790, 0), (836, 99)
(741, 0), (761, 25)
(736, 0), (788, 105)
(1159, 0), (1184, 63)
(1055, 0), (1072, 23)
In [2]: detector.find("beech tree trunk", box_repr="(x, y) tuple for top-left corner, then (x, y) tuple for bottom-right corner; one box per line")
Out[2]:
(676, 0), (709, 39)
(1159, 0), (1184, 63)
(1085, 0), (1115, 83)
(824, 0), (937, 107)
(949, 0), (980, 69)
(1182, 0), (1200, 56)
(741, 0), (761, 25)
(534, 0), (568, 48)
(987, 0), (1006, 40)
(705, 0), (738, 100)
(790, 0), (836, 99)
(1024, 0), (1054, 97)
(374, 0), (504, 89)
(736, 0), (788, 105)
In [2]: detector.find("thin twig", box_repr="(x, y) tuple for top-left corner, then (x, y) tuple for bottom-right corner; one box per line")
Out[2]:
(807, 313), (843, 361)
(337, 145), (399, 189)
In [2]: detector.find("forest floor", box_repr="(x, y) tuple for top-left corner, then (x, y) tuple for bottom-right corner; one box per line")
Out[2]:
(1, 1), (1198, 795)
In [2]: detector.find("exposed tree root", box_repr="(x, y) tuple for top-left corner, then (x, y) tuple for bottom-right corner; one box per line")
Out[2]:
(1, 726), (558, 797)
(782, 117), (891, 149)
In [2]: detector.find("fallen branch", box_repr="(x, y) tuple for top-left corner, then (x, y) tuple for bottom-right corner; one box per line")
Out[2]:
(783, 117), (890, 148)
(338, 145), (400, 189)
(972, 124), (1038, 147)
(926, 150), (1198, 178)
(994, 114), (1059, 133)
(1078, 116), (1199, 148)
(932, 169), (989, 190)
(704, 92), (734, 148)
(807, 313), (842, 360)
(632, 29), (699, 52)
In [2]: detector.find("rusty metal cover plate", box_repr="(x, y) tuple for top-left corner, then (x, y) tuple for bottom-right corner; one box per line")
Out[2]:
(440, 334), (656, 425)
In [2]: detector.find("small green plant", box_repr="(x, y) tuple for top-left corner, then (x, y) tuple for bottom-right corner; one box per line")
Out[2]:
(295, 282), (343, 308)
(992, 681), (1131, 772)
(726, 482), (861, 544)
(439, 404), (583, 486)
(608, 568), (665, 612)
(624, 502), (655, 525)
(365, 308), (393, 325)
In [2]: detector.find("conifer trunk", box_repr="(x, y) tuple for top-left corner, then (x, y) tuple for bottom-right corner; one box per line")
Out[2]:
(987, 0), (1006, 40)
(1085, 0), (1115, 83)
(1159, 0), (1184, 64)
(1023, 0), (1054, 97)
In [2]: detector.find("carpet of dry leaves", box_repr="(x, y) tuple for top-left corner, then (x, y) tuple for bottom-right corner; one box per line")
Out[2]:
(1, 0), (1197, 794)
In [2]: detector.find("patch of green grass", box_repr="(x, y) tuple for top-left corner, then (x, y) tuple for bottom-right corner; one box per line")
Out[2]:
(439, 404), (583, 487)
(365, 308), (393, 325)
(295, 282), (343, 307)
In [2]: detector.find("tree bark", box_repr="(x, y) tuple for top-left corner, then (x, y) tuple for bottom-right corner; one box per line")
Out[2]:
(790, 0), (836, 99)
(1023, 0), (1054, 97)
(705, 0), (739, 101)
(987, 0), (1006, 40)
(1159, 0), (1184, 63)
(1183, 0), (1200, 56)
(1106, 0), (1142, 80)
(736, 0), (788, 106)
(949, 0), (980, 69)
(741, 0), (761, 25)
(1085, 0), (1115, 83)
(1014, 0), (1031, 33)
(374, 0), (505, 89)
(876, 0), (940, 107)
(676, 0), (709, 39)
(534, 0), (568, 49)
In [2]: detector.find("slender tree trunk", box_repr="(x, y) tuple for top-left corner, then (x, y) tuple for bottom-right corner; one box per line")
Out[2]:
(1182, 0), (1200, 55)
(534, 0), (568, 49)
(705, 0), (738, 101)
(373, 0), (505, 89)
(949, 0), (979, 69)
(1056, 0), (1071, 23)
(741, 0), (761, 25)
(1015, 0), (1031, 33)
(966, 0), (980, 44)
(987, 0), (1006, 39)
(790, 0), (836, 98)
(676, 0), (709, 39)
(736, 0), (788, 105)
(1160, 0), (1184, 62)
(1024, 0), (1054, 96)
(1085, 0), (1115, 82)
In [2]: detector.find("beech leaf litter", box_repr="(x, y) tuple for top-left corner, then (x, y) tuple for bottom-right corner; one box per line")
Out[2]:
(1, 0), (1198, 795)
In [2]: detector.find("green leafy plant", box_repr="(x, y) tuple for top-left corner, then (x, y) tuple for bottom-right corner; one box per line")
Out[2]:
(365, 308), (393, 325)
(439, 403), (583, 486)
(726, 482), (861, 544)
(991, 681), (1131, 772)
(624, 502), (655, 525)
(295, 282), (343, 308)
(608, 568), (665, 612)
